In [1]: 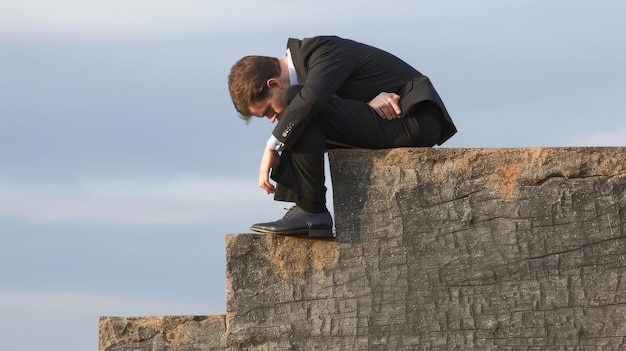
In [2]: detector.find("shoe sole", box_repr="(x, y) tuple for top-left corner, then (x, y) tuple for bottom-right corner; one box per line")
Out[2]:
(250, 227), (334, 238)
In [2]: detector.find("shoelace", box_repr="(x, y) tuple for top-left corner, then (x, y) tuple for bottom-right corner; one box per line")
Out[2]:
(282, 206), (299, 219)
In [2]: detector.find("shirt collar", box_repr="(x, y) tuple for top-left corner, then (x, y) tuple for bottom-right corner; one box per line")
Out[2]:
(285, 48), (300, 85)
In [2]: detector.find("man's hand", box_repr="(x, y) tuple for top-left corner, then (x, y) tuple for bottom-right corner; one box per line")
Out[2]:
(368, 92), (401, 120)
(259, 147), (280, 194)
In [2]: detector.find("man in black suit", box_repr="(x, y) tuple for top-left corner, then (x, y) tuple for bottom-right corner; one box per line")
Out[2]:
(228, 35), (456, 238)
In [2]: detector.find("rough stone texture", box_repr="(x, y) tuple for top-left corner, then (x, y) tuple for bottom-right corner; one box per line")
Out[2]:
(99, 315), (227, 350)
(100, 147), (626, 350)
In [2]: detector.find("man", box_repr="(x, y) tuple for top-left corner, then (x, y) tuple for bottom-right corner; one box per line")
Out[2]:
(228, 35), (456, 238)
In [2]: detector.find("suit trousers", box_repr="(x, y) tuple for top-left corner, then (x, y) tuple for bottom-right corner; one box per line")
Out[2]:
(271, 99), (443, 213)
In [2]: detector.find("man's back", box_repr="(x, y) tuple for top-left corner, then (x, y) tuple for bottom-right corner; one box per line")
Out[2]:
(292, 36), (422, 102)
(281, 35), (454, 147)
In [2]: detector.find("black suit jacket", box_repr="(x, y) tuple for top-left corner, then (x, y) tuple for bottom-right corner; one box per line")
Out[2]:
(274, 36), (456, 147)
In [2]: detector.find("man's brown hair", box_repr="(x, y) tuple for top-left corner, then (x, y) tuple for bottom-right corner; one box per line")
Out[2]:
(228, 55), (281, 120)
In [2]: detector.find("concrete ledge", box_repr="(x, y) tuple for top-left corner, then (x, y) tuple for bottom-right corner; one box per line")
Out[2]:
(100, 147), (626, 350)
(98, 315), (227, 350)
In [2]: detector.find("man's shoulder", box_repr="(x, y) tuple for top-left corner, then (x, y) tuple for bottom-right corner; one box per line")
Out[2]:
(294, 36), (356, 53)
(300, 35), (345, 44)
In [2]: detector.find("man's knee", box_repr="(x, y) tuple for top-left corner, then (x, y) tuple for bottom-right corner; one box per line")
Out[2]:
(290, 120), (327, 153)
(414, 101), (443, 147)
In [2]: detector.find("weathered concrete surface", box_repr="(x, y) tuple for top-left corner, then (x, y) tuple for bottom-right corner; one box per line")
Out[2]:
(101, 147), (626, 350)
(99, 315), (227, 350)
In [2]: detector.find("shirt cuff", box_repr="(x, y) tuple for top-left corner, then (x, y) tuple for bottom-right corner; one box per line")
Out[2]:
(266, 135), (285, 151)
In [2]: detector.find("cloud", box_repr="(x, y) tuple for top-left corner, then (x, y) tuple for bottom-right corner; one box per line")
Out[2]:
(0, 0), (269, 38)
(0, 176), (284, 224)
(0, 0), (378, 39)
(2, 1), (203, 36)
(0, 289), (213, 351)
(572, 127), (626, 147)
(0, 289), (211, 316)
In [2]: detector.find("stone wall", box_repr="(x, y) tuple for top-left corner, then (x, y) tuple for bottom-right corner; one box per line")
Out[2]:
(100, 147), (626, 350)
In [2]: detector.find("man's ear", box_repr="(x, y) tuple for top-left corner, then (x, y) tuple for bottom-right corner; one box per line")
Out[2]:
(266, 78), (281, 89)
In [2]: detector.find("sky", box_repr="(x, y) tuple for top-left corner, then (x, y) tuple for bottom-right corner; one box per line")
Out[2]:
(1, 1), (625, 350)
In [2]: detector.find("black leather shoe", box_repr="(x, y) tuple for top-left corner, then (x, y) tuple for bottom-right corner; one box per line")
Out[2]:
(250, 206), (334, 238)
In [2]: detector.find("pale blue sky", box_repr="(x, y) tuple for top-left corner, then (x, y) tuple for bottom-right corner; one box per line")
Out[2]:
(1, 1), (625, 350)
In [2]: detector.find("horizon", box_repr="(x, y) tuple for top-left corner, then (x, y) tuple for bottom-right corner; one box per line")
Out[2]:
(1, 1), (625, 350)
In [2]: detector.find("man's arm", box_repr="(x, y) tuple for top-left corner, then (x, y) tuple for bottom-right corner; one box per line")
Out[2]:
(272, 37), (356, 148)
(258, 148), (279, 194)
(258, 88), (401, 194)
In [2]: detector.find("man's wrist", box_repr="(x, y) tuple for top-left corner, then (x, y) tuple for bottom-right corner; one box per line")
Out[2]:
(266, 135), (285, 151)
